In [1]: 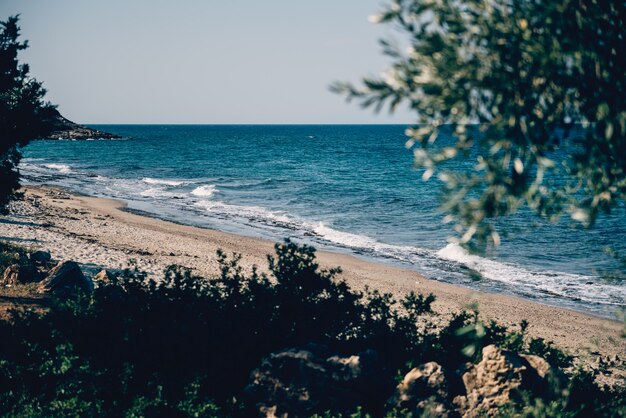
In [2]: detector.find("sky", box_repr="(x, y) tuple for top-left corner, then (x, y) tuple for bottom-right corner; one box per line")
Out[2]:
(0, 1), (414, 124)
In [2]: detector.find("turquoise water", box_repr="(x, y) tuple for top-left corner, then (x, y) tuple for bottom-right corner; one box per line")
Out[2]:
(20, 125), (626, 317)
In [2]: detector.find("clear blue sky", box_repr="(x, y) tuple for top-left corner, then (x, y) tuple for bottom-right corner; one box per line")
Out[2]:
(0, 1), (414, 124)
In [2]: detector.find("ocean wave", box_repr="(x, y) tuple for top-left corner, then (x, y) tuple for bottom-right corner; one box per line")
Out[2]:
(309, 222), (433, 264)
(436, 243), (626, 306)
(44, 163), (72, 174)
(191, 185), (217, 197)
(142, 177), (186, 186)
(311, 222), (380, 249)
(194, 200), (297, 228)
(218, 178), (276, 190)
(140, 187), (179, 198)
(190, 200), (433, 267)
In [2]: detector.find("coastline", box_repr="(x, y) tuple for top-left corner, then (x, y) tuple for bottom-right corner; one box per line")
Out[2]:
(1, 185), (624, 361)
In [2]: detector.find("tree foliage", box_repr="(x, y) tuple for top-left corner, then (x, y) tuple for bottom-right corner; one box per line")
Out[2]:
(333, 0), (625, 246)
(0, 15), (55, 211)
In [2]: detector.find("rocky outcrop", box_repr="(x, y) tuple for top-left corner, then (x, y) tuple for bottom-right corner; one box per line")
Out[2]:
(244, 344), (382, 417)
(452, 345), (565, 417)
(386, 345), (566, 418)
(245, 344), (565, 417)
(1, 250), (55, 286)
(93, 269), (116, 283)
(391, 362), (462, 417)
(38, 261), (92, 295)
(43, 109), (121, 140)
(1, 263), (40, 286)
(29, 250), (52, 267)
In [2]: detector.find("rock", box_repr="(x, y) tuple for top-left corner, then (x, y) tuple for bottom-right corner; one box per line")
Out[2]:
(391, 362), (459, 417)
(93, 269), (116, 283)
(29, 250), (52, 266)
(244, 344), (382, 417)
(38, 261), (92, 295)
(42, 109), (121, 140)
(1, 263), (40, 286)
(1, 264), (20, 286)
(454, 345), (562, 417)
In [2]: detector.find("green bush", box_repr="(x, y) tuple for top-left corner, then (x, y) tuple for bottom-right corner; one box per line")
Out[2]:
(0, 241), (30, 271)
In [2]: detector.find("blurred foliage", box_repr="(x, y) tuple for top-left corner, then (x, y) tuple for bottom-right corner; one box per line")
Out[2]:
(333, 0), (625, 248)
(0, 240), (622, 416)
(0, 15), (55, 212)
(0, 241), (29, 271)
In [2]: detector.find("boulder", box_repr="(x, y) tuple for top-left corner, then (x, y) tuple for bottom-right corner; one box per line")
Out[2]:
(391, 362), (460, 417)
(519, 353), (565, 397)
(244, 344), (382, 417)
(1, 263), (40, 286)
(93, 269), (116, 283)
(38, 261), (92, 295)
(29, 250), (52, 266)
(454, 345), (563, 417)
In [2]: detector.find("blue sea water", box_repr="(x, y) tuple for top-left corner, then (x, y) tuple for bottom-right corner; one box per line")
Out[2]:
(19, 125), (626, 317)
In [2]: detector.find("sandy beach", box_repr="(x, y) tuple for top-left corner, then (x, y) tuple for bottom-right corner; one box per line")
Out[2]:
(1, 185), (624, 363)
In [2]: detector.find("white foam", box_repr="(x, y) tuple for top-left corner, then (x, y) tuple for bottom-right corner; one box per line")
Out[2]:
(437, 243), (480, 266)
(140, 187), (170, 198)
(312, 222), (379, 249)
(191, 185), (217, 197)
(194, 200), (296, 227)
(193, 203), (429, 266)
(436, 243), (626, 305)
(44, 163), (72, 174)
(142, 177), (185, 186)
(310, 222), (432, 264)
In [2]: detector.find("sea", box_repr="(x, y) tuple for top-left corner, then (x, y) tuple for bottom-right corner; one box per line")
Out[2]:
(18, 125), (626, 318)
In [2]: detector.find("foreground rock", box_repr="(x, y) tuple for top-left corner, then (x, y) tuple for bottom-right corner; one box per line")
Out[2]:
(387, 344), (566, 418)
(43, 109), (121, 140)
(245, 343), (566, 417)
(38, 261), (92, 295)
(93, 269), (116, 283)
(453, 345), (565, 417)
(29, 250), (52, 268)
(245, 344), (382, 417)
(391, 362), (462, 417)
(1, 263), (40, 286)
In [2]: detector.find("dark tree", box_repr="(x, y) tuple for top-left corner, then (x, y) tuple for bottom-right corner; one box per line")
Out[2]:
(0, 15), (55, 211)
(335, 0), (625, 248)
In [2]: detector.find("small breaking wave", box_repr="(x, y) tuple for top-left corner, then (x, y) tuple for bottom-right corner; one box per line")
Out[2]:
(309, 222), (434, 265)
(194, 200), (297, 228)
(436, 243), (626, 306)
(44, 163), (72, 174)
(142, 177), (186, 186)
(194, 201), (436, 267)
(140, 187), (181, 198)
(312, 222), (381, 249)
(191, 185), (218, 197)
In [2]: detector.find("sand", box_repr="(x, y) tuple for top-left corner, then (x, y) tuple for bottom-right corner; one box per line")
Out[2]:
(1, 185), (624, 363)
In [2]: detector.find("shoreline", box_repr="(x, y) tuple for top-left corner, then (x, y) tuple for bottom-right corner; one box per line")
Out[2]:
(76, 192), (626, 322)
(1, 185), (624, 361)
(119, 207), (619, 321)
